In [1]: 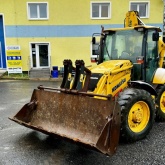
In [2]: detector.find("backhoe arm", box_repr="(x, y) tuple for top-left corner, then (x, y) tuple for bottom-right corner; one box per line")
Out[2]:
(158, 38), (165, 68)
(124, 11), (145, 27)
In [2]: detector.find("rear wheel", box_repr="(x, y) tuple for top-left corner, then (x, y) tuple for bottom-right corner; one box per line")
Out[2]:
(155, 85), (165, 121)
(118, 88), (155, 142)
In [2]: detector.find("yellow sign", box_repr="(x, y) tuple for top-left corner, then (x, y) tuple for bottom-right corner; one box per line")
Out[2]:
(6, 48), (22, 73)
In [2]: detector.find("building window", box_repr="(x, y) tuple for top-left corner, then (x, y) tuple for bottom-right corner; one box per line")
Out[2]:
(91, 2), (111, 19)
(130, 2), (149, 18)
(27, 3), (48, 19)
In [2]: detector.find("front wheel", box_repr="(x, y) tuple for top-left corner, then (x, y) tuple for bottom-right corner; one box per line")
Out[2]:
(118, 88), (155, 142)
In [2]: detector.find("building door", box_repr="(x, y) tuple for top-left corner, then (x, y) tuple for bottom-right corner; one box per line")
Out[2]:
(0, 15), (6, 68)
(31, 43), (49, 68)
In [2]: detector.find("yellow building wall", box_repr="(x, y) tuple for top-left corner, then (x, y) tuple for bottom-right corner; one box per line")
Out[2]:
(1, 0), (164, 71)
(52, 37), (91, 66)
(6, 37), (92, 71)
(1, 0), (163, 25)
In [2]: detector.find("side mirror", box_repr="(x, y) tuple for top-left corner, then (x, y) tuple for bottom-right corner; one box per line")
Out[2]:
(92, 37), (96, 44)
(152, 32), (159, 41)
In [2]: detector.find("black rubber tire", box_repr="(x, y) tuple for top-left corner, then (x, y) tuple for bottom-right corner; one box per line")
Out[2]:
(155, 85), (165, 121)
(118, 88), (155, 142)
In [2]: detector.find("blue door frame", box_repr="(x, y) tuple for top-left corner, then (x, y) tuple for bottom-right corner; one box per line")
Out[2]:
(0, 15), (6, 68)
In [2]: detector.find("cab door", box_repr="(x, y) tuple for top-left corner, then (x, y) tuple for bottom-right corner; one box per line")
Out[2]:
(145, 30), (158, 83)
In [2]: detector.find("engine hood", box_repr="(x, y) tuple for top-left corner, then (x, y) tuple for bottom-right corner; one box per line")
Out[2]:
(90, 60), (133, 74)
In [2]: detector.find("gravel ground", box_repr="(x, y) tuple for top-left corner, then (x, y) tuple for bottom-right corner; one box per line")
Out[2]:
(0, 80), (165, 165)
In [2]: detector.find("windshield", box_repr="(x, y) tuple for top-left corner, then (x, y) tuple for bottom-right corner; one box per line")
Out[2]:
(103, 30), (144, 62)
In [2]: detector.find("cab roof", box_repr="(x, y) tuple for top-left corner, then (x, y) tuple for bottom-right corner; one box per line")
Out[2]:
(104, 25), (162, 33)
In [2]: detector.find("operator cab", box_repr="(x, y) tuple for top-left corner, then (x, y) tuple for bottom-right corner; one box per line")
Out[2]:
(96, 26), (161, 83)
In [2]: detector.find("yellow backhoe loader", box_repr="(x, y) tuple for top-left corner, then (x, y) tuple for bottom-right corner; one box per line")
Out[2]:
(9, 11), (165, 156)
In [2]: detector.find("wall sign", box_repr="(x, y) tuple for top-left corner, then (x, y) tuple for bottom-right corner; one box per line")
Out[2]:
(6, 46), (22, 73)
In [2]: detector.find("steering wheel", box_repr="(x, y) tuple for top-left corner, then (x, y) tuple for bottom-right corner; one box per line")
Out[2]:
(120, 51), (130, 60)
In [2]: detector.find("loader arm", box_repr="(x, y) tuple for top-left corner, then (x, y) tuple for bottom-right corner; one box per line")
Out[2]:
(124, 11), (145, 27)
(158, 38), (165, 68)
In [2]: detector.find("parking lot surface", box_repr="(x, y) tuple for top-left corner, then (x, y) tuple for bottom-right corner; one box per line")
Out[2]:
(0, 80), (165, 165)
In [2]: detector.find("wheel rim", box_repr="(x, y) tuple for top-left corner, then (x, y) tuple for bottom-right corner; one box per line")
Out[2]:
(128, 101), (150, 133)
(160, 91), (165, 113)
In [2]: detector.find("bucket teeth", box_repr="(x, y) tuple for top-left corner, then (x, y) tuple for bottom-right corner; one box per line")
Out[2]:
(61, 59), (91, 92)
(60, 59), (74, 89)
(71, 60), (85, 90)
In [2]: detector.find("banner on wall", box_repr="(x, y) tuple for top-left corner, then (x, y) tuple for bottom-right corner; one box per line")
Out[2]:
(6, 46), (22, 73)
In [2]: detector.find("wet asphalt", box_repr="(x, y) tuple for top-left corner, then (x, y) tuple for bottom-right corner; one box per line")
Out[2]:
(0, 80), (165, 165)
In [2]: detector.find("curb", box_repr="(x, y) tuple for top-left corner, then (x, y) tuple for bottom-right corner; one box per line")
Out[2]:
(29, 77), (63, 81)
(0, 71), (63, 81)
(0, 77), (63, 81)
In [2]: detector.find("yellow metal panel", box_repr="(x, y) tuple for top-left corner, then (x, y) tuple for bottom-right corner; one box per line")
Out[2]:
(152, 68), (165, 84)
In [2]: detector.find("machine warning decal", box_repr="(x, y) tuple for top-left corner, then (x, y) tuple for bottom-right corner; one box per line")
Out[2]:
(112, 78), (126, 92)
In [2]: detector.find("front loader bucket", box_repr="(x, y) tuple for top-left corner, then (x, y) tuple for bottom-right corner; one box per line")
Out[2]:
(9, 89), (120, 155)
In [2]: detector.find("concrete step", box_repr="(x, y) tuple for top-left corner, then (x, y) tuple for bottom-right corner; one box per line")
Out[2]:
(29, 69), (51, 78)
